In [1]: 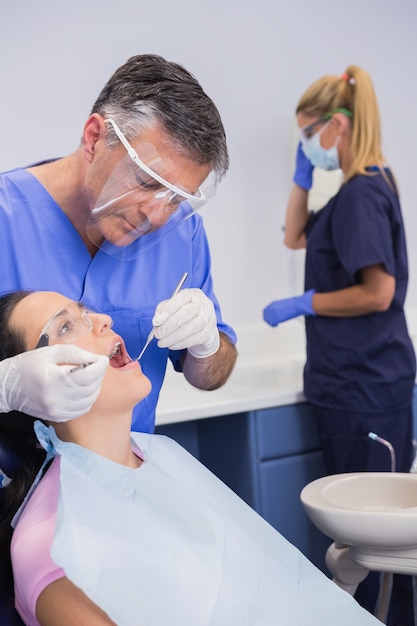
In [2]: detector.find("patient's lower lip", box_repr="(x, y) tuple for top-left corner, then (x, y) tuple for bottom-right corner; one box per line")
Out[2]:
(123, 360), (138, 370)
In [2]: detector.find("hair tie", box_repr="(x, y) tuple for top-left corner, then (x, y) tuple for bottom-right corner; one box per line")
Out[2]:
(341, 73), (355, 86)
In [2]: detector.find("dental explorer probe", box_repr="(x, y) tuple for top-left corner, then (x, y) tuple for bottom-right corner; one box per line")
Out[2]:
(137, 271), (189, 361)
(70, 272), (188, 373)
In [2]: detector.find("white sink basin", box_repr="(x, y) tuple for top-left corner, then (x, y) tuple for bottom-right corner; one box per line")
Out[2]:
(230, 358), (303, 390)
(301, 472), (417, 549)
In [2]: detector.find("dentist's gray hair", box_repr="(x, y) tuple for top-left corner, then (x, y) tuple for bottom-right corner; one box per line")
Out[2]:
(91, 54), (229, 184)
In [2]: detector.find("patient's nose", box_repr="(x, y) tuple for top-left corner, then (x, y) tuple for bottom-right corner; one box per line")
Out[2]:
(93, 313), (114, 334)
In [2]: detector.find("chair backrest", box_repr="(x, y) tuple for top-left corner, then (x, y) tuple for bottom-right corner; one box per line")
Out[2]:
(0, 560), (25, 626)
(0, 426), (37, 478)
(0, 429), (35, 626)
(0, 590), (25, 626)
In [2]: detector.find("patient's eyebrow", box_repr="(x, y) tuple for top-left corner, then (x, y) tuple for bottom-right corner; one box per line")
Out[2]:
(51, 302), (86, 319)
(35, 302), (87, 348)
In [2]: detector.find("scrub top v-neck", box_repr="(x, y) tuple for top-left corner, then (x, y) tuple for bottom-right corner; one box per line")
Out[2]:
(0, 166), (236, 431)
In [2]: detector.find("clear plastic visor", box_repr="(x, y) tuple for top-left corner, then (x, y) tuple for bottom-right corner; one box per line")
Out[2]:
(86, 119), (216, 258)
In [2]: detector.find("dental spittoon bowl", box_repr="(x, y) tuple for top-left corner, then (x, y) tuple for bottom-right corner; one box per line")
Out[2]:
(300, 472), (417, 548)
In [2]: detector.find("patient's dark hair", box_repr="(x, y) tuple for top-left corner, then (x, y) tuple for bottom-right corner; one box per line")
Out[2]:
(0, 291), (48, 595)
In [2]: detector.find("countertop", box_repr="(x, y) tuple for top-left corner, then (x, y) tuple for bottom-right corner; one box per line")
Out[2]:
(156, 320), (306, 426)
(155, 308), (417, 426)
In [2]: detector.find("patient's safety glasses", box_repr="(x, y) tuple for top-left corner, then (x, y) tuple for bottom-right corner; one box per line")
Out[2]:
(35, 303), (112, 348)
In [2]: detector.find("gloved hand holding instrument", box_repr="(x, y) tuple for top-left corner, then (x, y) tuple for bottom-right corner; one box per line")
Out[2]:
(138, 272), (220, 360)
(0, 345), (108, 422)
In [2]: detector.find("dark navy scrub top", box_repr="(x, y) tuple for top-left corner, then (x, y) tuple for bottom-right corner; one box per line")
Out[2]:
(304, 170), (416, 413)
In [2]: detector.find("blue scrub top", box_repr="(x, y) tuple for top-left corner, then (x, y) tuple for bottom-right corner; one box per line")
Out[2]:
(0, 167), (236, 432)
(304, 170), (416, 412)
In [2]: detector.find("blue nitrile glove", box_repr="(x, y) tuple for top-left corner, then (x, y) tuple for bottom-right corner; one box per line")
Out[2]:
(263, 290), (316, 327)
(293, 142), (314, 191)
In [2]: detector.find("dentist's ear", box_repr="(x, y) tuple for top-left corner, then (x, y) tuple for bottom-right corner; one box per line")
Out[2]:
(82, 114), (107, 162)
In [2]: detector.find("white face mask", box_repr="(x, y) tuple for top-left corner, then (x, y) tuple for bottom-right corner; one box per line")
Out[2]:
(301, 121), (340, 171)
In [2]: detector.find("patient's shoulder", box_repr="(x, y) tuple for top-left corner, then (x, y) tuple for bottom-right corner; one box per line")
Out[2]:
(11, 457), (65, 623)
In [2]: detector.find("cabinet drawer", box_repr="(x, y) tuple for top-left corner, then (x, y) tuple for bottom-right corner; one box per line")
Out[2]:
(254, 403), (321, 460)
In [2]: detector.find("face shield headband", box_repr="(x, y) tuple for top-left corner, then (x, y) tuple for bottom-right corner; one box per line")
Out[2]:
(85, 118), (217, 259)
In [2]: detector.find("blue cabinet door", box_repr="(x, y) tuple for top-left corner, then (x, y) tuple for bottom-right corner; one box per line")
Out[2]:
(197, 404), (331, 574)
(255, 404), (322, 460)
(257, 449), (331, 573)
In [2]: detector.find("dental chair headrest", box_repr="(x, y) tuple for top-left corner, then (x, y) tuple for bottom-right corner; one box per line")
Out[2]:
(0, 411), (37, 478)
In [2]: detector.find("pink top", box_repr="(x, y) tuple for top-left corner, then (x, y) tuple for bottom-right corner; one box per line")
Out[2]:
(9, 435), (382, 626)
(10, 444), (145, 626)
(11, 457), (64, 626)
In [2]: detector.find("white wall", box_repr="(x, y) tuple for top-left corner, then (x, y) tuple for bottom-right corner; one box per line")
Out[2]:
(2, 0), (416, 331)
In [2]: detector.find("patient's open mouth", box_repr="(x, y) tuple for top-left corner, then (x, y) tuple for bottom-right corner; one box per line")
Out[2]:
(108, 342), (121, 359)
(107, 341), (132, 368)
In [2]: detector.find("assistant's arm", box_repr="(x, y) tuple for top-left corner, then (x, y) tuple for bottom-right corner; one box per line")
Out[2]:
(284, 142), (314, 250)
(284, 184), (309, 250)
(311, 264), (395, 316)
(263, 264), (395, 327)
(36, 577), (116, 626)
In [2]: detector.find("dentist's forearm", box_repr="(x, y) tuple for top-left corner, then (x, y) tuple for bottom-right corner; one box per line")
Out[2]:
(183, 333), (237, 391)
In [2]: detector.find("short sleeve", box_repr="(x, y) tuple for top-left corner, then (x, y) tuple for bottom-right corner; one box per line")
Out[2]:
(11, 458), (65, 626)
(332, 184), (395, 281)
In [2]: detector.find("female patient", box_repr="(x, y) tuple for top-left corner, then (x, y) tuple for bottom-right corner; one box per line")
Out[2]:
(0, 291), (381, 626)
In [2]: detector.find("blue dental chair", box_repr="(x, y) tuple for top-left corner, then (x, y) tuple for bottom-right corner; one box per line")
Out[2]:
(0, 431), (31, 626)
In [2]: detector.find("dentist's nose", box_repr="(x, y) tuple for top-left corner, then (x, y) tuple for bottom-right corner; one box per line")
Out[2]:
(147, 205), (171, 227)
(140, 192), (179, 228)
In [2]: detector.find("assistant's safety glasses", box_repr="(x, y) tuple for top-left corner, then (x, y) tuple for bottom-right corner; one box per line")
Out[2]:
(104, 118), (206, 204)
(300, 107), (353, 142)
(300, 117), (328, 142)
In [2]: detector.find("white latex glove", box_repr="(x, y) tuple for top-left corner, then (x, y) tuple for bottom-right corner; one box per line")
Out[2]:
(0, 345), (109, 422)
(152, 288), (220, 357)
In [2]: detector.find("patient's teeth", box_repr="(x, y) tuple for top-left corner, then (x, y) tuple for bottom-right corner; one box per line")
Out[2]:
(108, 342), (121, 359)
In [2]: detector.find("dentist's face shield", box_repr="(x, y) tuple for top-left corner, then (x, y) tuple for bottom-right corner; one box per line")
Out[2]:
(86, 118), (217, 259)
